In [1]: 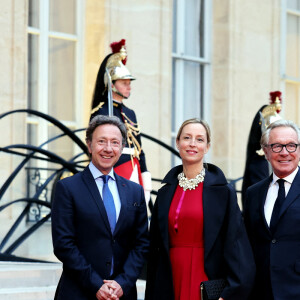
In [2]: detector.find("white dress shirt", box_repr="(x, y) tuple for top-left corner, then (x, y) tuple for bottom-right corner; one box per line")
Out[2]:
(89, 162), (121, 220)
(264, 167), (298, 226)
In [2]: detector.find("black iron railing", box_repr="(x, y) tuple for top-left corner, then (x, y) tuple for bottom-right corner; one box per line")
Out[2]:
(0, 108), (242, 262)
(0, 109), (180, 261)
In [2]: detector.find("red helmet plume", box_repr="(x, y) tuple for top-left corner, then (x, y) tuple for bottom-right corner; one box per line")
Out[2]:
(110, 39), (127, 65)
(269, 91), (282, 113)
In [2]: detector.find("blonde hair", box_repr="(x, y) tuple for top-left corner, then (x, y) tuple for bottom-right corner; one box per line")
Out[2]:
(176, 118), (211, 144)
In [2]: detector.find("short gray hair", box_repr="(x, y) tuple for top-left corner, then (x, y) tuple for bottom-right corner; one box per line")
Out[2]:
(86, 115), (127, 145)
(260, 119), (300, 148)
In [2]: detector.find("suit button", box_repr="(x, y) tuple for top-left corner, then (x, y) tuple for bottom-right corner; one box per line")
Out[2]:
(272, 239), (277, 243)
(112, 239), (116, 244)
(106, 262), (111, 266)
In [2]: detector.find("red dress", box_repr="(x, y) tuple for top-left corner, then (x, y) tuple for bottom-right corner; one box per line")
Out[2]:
(168, 183), (208, 300)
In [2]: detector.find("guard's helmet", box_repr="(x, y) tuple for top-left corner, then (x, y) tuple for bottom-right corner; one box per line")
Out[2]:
(256, 91), (282, 156)
(104, 39), (135, 87)
(260, 91), (282, 131)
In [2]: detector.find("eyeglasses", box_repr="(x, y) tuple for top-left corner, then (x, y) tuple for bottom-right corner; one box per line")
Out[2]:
(266, 143), (300, 153)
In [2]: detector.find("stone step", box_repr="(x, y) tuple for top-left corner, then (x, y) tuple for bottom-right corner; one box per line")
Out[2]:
(0, 261), (61, 299)
(0, 286), (57, 300)
(0, 262), (145, 300)
(0, 261), (62, 289)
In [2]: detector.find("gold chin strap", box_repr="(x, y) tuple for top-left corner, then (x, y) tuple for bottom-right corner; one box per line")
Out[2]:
(121, 112), (142, 169)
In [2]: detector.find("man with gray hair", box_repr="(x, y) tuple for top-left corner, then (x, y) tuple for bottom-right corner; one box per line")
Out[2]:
(244, 119), (300, 299)
(52, 115), (149, 300)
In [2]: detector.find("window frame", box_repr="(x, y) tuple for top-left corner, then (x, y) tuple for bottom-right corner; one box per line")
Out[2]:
(171, 0), (212, 164)
(172, 0), (212, 136)
(281, 0), (300, 120)
(27, 0), (85, 148)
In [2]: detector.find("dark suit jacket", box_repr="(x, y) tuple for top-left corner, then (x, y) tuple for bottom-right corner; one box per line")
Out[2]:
(51, 167), (149, 300)
(244, 169), (300, 299)
(145, 164), (255, 300)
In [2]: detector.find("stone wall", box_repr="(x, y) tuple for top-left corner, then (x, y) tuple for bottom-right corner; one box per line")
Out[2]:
(0, 0), (288, 260)
(212, 0), (281, 185)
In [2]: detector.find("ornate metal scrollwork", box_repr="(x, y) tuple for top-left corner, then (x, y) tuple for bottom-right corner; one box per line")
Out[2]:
(26, 168), (51, 222)
(0, 109), (179, 261)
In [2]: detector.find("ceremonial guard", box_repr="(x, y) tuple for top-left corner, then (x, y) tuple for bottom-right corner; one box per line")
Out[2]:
(241, 91), (282, 208)
(90, 39), (152, 210)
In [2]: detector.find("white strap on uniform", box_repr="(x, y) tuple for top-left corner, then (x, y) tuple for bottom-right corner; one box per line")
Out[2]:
(122, 147), (135, 155)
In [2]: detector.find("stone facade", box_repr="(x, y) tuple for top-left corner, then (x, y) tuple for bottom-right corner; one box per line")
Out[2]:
(0, 0), (295, 260)
(0, 0), (29, 255)
(212, 0), (282, 180)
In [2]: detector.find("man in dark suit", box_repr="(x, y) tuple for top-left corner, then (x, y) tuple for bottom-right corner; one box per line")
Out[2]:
(51, 115), (149, 300)
(244, 119), (300, 299)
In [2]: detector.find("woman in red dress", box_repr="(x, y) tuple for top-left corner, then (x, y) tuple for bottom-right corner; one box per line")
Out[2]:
(145, 119), (255, 300)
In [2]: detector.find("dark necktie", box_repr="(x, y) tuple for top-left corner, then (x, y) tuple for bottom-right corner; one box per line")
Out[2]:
(270, 179), (285, 232)
(101, 175), (116, 233)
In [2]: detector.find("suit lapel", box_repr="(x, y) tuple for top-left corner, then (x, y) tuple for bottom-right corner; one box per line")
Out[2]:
(114, 173), (128, 235)
(258, 177), (272, 234)
(202, 176), (228, 258)
(81, 167), (111, 233)
(157, 182), (177, 253)
(279, 169), (300, 219)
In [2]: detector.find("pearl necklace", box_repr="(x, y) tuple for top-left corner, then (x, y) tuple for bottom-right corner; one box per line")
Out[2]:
(178, 169), (205, 191)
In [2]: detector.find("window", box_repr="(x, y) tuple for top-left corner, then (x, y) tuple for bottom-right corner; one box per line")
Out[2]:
(27, 0), (84, 220)
(27, 0), (84, 163)
(172, 0), (212, 164)
(282, 0), (300, 123)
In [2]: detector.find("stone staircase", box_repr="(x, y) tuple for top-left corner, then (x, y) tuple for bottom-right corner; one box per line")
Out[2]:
(0, 261), (62, 300)
(0, 261), (146, 300)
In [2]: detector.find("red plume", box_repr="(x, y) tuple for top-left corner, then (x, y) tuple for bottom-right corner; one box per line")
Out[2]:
(269, 91), (282, 113)
(110, 39), (127, 65)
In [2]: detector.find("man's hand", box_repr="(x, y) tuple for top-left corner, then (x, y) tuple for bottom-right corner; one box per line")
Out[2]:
(103, 280), (123, 298)
(96, 283), (118, 300)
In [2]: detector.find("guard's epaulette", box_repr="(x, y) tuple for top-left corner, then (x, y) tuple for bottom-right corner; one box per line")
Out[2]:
(90, 102), (105, 115)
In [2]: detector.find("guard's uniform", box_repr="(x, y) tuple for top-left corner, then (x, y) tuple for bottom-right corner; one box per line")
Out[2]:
(89, 39), (152, 213)
(241, 91), (282, 209)
(241, 105), (269, 207)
